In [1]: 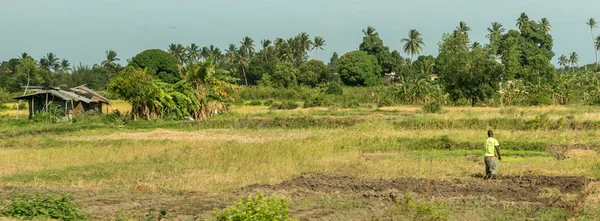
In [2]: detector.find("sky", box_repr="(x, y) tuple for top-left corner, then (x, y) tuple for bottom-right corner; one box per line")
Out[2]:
(0, 0), (598, 67)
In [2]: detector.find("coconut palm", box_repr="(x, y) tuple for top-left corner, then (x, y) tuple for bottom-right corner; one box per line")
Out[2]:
(455, 21), (471, 36)
(569, 52), (579, 72)
(312, 36), (325, 52)
(200, 46), (210, 61)
(261, 39), (272, 61)
(60, 59), (71, 73)
(39, 53), (59, 72)
(20, 52), (32, 60)
(540, 18), (551, 33)
(587, 18), (598, 70)
(486, 22), (505, 41)
(401, 29), (425, 63)
(225, 44), (238, 65)
(516, 12), (529, 29)
(297, 32), (312, 53)
(558, 55), (568, 73)
(186, 43), (201, 64)
(362, 26), (378, 37)
(240, 36), (255, 57)
(102, 50), (120, 68)
(168, 43), (186, 64)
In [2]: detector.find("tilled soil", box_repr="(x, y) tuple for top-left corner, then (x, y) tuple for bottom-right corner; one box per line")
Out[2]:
(0, 174), (592, 220)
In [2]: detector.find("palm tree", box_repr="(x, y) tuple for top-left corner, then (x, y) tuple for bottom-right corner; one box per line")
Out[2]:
(225, 44), (238, 65)
(558, 55), (568, 73)
(401, 29), (425, 63)
(569, 52), (579, 72)
(486, 22), (505, 41)
(20, 52), (32, 60)
(312, 36), (325, 53)
(240, 36), (255, 57)
(456, 21), (471, 36)
(587, 18), (598, 70)
(200, 46), (210, 61)
(186, 43), (201, 64)
(40, 53), (59, 72)
(168, 43), (186, 64)
(516, 12), (529, 29)
(102, 50), (120, 68)
(297, 32), (312, 54)
(540, 18), (551, 33)
(60, 59), (71, 73)
(261, 39), (272, 61)
(362, 26), (378, 37)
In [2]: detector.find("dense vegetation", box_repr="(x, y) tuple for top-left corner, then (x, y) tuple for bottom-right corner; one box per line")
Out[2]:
(2, 13), (600, 119)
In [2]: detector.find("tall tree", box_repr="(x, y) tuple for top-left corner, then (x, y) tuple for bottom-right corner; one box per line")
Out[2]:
(558, 54), (568, 73)
(60, 59), (71, 73)
(40, 53), (59, 72)
(186, 43), (201, 64)
(240, 36), (255, 57)
(239, 37), (255, 85)
(486, 22), (505, 56)
(362, 26), (378, 37)
(312, 36), (326, 53)
(516, 12), (529, 29)
(401, 29), (425, 63)
(569, 52), (579, 72)
(261, 39), (272, 61)
(540, 18), (551, 33)
(102, 50), (120, 68)
(201, 46), (210, 61)
(168, 43), (186, 65)
(455, 21), (471, 36)
(596, 35), (600, 58)
(587, 18), (598, 70)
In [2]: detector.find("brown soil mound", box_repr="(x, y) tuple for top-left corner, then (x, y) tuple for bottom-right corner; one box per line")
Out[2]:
(245, 173), (589, 204)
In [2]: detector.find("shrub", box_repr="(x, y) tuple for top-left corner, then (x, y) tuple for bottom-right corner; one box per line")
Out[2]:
(270, 101), (299, 110)
(388, 194), (449, 221)
(263, 99), (274, 106)
(13, 102), (26, 110)
(0, 192), (89, 221)
(377, 98), (393, 107)
(303, 96), (332, 108)
(247, 100), (263, 106)
(325, 82), (344, 95)
(423, 102), (442, 113)
(341, 99), (360, 108)
(33, 104), (64, 123)
(213, 194), (290, 221)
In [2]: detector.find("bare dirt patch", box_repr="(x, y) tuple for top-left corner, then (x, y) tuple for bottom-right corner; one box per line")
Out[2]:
(1, 174), (593, 220)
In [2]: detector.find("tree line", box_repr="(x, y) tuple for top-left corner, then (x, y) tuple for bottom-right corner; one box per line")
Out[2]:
(2, 12), (600, 112)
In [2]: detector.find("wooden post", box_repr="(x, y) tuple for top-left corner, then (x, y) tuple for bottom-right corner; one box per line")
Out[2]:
(45, 92), (49, 112)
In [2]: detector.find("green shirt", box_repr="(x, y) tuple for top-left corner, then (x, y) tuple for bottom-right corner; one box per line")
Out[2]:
(484, 137), (499, 157)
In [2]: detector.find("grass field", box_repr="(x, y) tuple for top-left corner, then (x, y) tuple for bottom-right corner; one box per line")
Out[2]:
(1, 102), (600, 220)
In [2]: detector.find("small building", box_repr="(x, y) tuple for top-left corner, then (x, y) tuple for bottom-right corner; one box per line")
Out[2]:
(13, 85), (110, 119)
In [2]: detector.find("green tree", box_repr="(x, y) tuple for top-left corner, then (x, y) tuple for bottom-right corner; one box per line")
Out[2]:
(516, 12), (529, 29)
(359, 30), (394, 74)
(558, 55), (568, 73)
(401, 29), (425, 63)
(168, 43), (186, 64)
(247, 52), (277, 85)
(411, 55), (436, 79)
(337, 51), (382, 86)
(40, 52), (59, 72)
(108, 66), (163, 120)
(129, 49), (181, 84)
(499, 30), (522, 80)
(60, 59), (71, 73)
(312, 36), (325, 53)
(486, 22), (505, 55)
(587, 18), (598, 70)
(540, 18), (551, 33)
(436, 33), (503, 106)
(186, 43), (201, 64)
(298, 59), (328, 86)
(455, 21), (471, 36)
(569, 52), (579, 72)
(15, 57), (44, 94)
(261, 39), (272, 62)
(269, 62), (298, 88)
(362, 26), (378, 37)
(102, 50), (120, 68)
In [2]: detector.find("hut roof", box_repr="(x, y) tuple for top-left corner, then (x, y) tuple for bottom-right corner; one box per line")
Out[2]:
(13, 86), (109, 104)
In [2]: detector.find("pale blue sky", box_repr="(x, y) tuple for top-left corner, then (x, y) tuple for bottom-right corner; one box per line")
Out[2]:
(0, 0), (598, 66)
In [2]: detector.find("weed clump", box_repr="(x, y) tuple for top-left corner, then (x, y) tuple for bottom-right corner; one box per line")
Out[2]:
(423, 102), (442, 113)
(0, 192), (89, 221)
(270, 101), (299, 110)
(213, 194), (290, 221)
(263, 99), (274, 106)
(247, 100), (263, 106)
(325, 82), (343, 95)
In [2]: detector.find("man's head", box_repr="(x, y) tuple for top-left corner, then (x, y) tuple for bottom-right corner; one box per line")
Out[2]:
(488, 130), (494, 137)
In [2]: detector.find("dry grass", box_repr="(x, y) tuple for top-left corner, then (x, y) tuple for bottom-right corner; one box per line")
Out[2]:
(1, 104), (600, 195)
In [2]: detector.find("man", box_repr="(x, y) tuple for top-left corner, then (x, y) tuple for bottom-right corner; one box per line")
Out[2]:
(484, 130), (501, 179)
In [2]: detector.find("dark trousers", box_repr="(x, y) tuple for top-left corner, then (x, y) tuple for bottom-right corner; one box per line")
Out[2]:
(484, 157), (497, 178)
